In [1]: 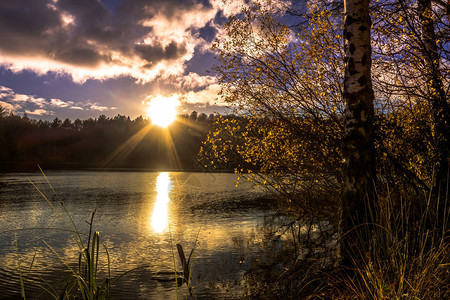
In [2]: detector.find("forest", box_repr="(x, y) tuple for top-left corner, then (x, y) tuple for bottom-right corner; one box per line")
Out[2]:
(0, 109), (217, 171)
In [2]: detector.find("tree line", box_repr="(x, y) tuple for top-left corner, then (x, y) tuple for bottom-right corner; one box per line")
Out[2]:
(0, 108), (218, 171)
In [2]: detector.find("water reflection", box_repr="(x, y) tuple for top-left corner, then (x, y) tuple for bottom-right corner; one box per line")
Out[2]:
(151, 172), (171, 233)
(0, 172), (274, 299)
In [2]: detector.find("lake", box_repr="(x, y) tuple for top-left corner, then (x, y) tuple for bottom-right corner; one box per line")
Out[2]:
(0, 171), (282, 299)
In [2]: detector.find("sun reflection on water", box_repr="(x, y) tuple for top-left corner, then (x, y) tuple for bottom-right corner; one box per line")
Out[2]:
(151, 172), (171, 233)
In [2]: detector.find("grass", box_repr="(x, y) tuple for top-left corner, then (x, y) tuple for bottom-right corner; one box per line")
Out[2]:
(329, 185), (449, 299)
(237, 181), (449, 300)
(14, 167), (200, 299)
(169, 225), (201, 299)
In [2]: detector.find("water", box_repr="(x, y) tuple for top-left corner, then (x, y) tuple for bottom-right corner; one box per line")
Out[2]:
(0, 171), (276, 299)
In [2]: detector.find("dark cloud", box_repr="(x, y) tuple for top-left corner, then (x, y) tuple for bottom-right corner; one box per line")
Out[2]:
(58, 0), (109, 20)
(0, 0), (62, 54)
(118, 0), (204, 20)
(54, 47), (109, 67)
(0, 1), (62, 37)
(0, 0), (206, 70)
(0, 0), (112, 66)
(57, 0), (132, 44)
(135, 41), (187, 66)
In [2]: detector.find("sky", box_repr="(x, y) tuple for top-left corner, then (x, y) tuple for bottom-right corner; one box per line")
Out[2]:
(0, 0), (269, 120)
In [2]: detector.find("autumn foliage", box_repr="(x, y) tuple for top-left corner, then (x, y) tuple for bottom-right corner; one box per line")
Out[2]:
(199, 1), (449, 297)
(201, 0), (449, 202)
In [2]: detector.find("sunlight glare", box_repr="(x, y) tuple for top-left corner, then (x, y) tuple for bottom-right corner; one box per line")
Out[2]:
(151, 172), (171, 233)
(147, 95), (180, 127)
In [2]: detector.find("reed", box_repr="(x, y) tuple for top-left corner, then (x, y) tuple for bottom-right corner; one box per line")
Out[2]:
(175, 226), (201, 299)
(18, 168), (148, 299)
(16, 168), (201, 299)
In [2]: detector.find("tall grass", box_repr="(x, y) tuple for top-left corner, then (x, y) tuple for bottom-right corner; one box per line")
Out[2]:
(236, 181), (448, 299)
(17, 167), (149, 299)
(332, 185), (449, 299)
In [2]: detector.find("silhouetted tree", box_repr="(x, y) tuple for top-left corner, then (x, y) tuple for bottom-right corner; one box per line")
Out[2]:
(197, 113), (207, 122)
(189, 111), (198, 121)
(98, 114), (108, 124)
(0, 111), (211, 171)
(74, 118), (82, 131)
(62, 118), (73, 129)
(51, 118), (62, 129)
(208, 113), (216, 123)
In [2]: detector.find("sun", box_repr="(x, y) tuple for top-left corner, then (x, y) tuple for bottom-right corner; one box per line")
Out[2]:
(146, 95), (180, 127)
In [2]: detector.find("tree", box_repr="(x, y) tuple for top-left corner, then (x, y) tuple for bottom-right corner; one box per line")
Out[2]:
(207, 1), (345, 184)
(207, 113), (216, 123)
(62, 118), (73, 129)
(201, 1), (346, 252)
(417, 0), (450, 195)
(51, 117), (62, 129)
(189, 111), (198, 122)
(371, 0), (449, 189)
(197, 112), (207, 122)
(74, 118), (82, 131)
(202, 0), (446, 269)
(339, 0), (378, 269)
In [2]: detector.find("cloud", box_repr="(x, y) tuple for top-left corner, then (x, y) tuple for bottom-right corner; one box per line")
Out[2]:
(177, 72), (217, 90)
(0, 100), (19, 113)
(0, 0), (295, 119)
(182, 102), (229, 115)
(0, 0), (241, 83)
(0, 85), (119, 116)
(89, 103), (111, 111)
(135, 41), (188, 66)
(25, 109), (55, 116)
(0, 85), (49, 109)
(0, 86), (13, 93)
(182, 83), (225, 105)
(50, 98), (73, 108)
(10, 94), (29, 102)
(72, 101), (117, 112)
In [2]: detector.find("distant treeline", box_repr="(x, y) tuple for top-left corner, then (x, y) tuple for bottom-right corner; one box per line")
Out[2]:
(0, 108), (220, 172)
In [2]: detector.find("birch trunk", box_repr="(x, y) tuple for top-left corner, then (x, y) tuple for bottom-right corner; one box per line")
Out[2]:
(341, 0), (376, 265)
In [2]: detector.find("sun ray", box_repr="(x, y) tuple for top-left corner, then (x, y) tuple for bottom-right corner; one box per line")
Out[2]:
(176, 117), (211, 134)
(163, 128), (182, 170)
(100, 124), (152, 167)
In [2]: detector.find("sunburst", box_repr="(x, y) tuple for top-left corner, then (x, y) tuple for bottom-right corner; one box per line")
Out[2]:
(146, 95), (180, 127)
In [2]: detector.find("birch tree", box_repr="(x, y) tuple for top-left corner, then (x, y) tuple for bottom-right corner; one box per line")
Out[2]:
(341, 0), (376, 263)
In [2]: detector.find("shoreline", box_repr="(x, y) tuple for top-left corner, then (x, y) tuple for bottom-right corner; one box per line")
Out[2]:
(0, 161), (235, 173)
